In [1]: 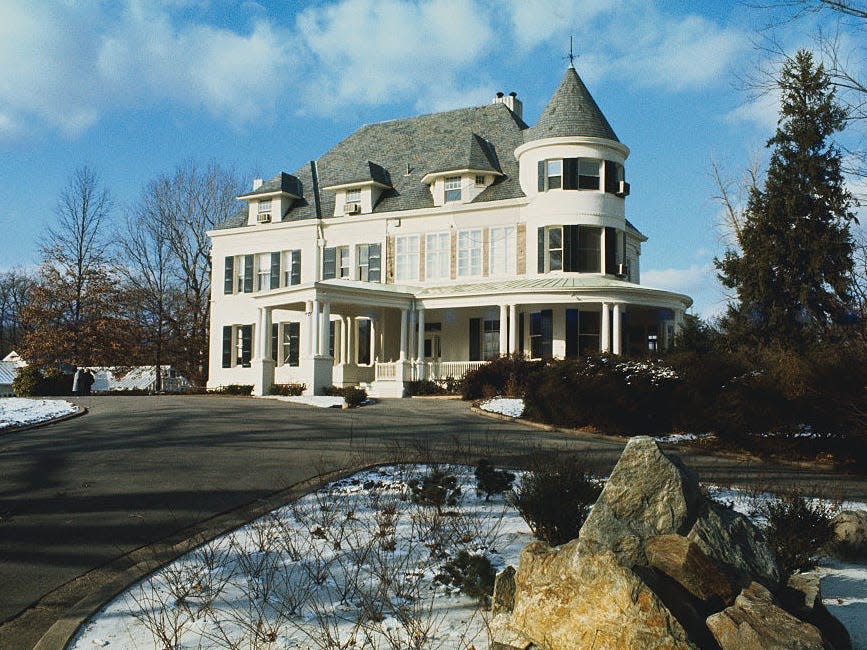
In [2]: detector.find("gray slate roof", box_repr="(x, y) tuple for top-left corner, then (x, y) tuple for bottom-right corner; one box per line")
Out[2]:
(215, 66), (623, 230)
(525, 66), (619, 143)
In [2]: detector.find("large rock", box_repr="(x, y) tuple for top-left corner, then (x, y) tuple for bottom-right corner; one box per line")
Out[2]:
(831, 510), (867, 558)
(578, 436), (703, 566)
(509, 540), (696, 650)
(492, 565), (517, 615)
(784, 572), (852, 650)
(645, 534), (735, 605)
(706, 582), (826, 649)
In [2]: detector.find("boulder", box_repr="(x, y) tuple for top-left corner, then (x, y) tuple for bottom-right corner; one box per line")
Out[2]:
(706, 581), (826, 649)
(687, 500), (780, 588)
(784, 572), (852, 650)
(509, 541), (696, 650)
(831, 510), (867, 558)
(492, 565), (517, 614)
(645, 534), (735, 605)
(578, 436), (703, 567)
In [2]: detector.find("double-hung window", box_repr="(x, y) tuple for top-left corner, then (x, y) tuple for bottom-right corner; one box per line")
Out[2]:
(236, 254), (254, 293)
(577, 159), (600, 190)
(425, 232), (450, 280)
(546, 160), (562, 189)
(222, 324), (252, 367)
(489, 226), (516, 276)
(395, 235), (419, 282)
(257, 254), (271, 291)
(356, 243), (381, 282)
(345, 188), (361, 203)
(542, 226), (563, 272)
(282, 250), (301, 286)
(444, 176), (462, 202)
(457, 229), (482, 277)
(323, 245), (350, 280)
(281, 322), (300, 366)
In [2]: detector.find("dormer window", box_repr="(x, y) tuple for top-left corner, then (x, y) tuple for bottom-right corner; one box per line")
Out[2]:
(257, 199), (272, 223)
(345, 188), (361, 203)
(444, 176), (462, 202)
(475, 174), (486, 187)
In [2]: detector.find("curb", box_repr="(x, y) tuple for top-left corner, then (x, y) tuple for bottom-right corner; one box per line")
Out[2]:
(0, 404), (87, 437)
(469, 404), (631, 445)
(33, 464), (374, 650)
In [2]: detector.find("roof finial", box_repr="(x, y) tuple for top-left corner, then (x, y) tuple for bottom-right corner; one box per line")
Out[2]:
(566, 35), (576, 69)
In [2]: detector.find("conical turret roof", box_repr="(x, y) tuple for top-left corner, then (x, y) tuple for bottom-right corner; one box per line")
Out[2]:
(526, 66), (619, 143)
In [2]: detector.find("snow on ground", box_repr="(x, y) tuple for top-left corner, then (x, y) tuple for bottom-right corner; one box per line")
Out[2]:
(479, 397), (525, 418)
(260, 395), (346, 408)
(654, 432), (713, 444)
(0, 398), (77, 429)
(70, 466), (867, 650)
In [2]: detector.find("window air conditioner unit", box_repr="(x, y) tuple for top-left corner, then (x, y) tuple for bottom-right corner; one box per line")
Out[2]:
(616, 263), (629, 278)
(344, 202), (362, 215)
(616, 181), (630, 197)
(257, 212), (271, 223)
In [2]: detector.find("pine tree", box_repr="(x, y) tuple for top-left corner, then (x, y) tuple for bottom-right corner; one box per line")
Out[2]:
(716, 50), (857, 348)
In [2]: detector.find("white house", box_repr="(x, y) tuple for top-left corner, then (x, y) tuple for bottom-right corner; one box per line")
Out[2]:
(0, 351), (27, 396)
(207, 65), (692, 397)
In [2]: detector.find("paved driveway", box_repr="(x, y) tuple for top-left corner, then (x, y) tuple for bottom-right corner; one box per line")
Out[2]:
(0, 396), (863, 649)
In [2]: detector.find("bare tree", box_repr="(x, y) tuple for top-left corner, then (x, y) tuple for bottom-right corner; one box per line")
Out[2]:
(142, 161), (243, 385)
(0, 269), (33, 356)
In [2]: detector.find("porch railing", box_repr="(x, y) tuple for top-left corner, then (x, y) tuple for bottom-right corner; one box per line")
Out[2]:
(426, 361), (486, 382)
(374, 362), (397, 381)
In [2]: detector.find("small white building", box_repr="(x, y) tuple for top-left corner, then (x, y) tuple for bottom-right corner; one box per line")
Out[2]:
(0, 351), (27, 396)
(207, 65), (692, 397)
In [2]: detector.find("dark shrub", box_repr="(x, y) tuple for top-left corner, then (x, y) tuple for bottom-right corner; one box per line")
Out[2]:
(12, 366), (43, 397)
(509, 456), (601, 546)
(408, 466), (462, 514)
(270, 383), (306, 396)
(461, 355), (544, 400)
(41, 367), (74, 396)
(474, 459), (515, 500)
(434, 551), (496, 602)
(342, 386), (367, 407)
(405, 379), (449, 396)
(757, 491), (835, 577)
(211, 384), (253, 396)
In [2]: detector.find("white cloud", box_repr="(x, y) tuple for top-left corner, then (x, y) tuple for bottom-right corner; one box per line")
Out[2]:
(726, 89), (780, 131)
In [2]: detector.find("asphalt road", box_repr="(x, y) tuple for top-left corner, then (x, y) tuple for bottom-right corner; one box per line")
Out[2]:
(0, 395), (864, 649)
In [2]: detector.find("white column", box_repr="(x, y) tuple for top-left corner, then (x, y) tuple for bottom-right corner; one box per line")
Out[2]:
(612, 303), (622, 355)
(508, 304), (518, 354)
(370, 317), (377, 363)
(311, 299), (320, 357)
(319, 301), (331, 356)
(499, 304), (508, 355)
(399, 308), (408, 360)
(601, 302), (611, 353)
(416, 307), (425, 364)
(304, 301), (313, 356)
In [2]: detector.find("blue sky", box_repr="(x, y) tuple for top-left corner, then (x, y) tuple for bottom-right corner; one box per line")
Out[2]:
(0, 0), (864, 319)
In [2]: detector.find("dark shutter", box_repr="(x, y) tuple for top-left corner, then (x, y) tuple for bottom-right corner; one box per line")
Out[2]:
(368, 243), (381, 283)
(518, 312), (525, 353)
(271, 322), (278, 362)
(541, 309), (553, 358)
(243, 255), (254, 293)
(329, 321), (335, 357)
(270, 252), (281, 289)
(563, 158), (578, 190)
(565, 225), (580, 272)
(222, 325), (233, 368)
(290, 250), (301, 285)
(287, 322), (300, 366)
(537, 227), (545, 273)
(604, 160), (618, 194)
(537, 160), (546, 192)
(605, 227), (617, 275)
(565, 308), (578, 358)
(469, 318), (481, 361)
(224, 257), (234, 294)
(323, 246), (336, 279)
(240, 325), (252, 366)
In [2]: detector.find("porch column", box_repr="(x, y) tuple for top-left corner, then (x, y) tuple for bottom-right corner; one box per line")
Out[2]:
(304, 301), (313, 356)
(370, 317), (377, 363)
(319, 301), (331, 356)
(253, 306), (274, 396)
(399, 308), (408, 361)
(612, 303), (622, 355)
(601, 302), (611, 353)
(508, 304), (518, 354)
(311, 299), (320, 357)
(343, 316), (350, 363)
(416, 307), (425, 364)
(499, 304), (509, 356)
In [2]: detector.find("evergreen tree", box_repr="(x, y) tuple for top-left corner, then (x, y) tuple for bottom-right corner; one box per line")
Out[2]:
(716, 50), (857, 348)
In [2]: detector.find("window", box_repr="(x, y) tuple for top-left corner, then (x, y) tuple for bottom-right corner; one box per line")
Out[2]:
(457, 229), (482, 277)
(482, 319), (500, 360)
(357, 318), (372, 365)
(538, 158), (602, 191)
(257, 254), (271, 291)
(223, 257), (234, 294)
(529, 310), (553, 359)
(424, 322), (442, 359)
(395, 235), (419, 282)
(475, 175), (486, 187)
(489, 226), (516, 275)
(538, 225), (601, 273)
(425, 232), (450, 280)
(579, 311), (601, 356)
(444, 176), (462, 202)
(577, 159), (600, 190)
(237, 254), (254, 293)
(258, 199), (272, 213)
(222, 324), (252, 367)
(356, 243), (381, 282)
(282, 250), (302, 286)
(323, 246), (349, 280)
(281, 322), (300, 366)
(604, 160), (625, 194)
(345, 188), (361, 203)
(577, 226), (601, 272)
(543, 226), (563, 272)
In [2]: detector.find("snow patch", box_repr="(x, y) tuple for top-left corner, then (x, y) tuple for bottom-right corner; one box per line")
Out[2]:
(260, 395), (346, 408)
(479, 397), (524, 418)
(0, 398), (77, 429)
